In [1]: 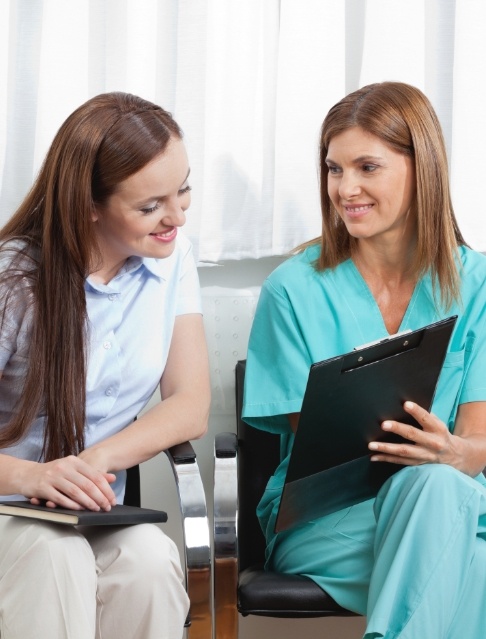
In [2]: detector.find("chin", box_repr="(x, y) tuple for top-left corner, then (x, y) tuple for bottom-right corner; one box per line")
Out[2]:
(152, 244), (177, 259)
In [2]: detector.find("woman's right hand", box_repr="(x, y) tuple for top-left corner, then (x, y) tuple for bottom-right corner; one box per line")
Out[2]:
(21, 455), (117, 511)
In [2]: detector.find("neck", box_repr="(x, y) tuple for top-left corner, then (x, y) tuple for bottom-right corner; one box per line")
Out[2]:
(352, 236), (418, 335)
(352, 235), (417, 285)
(89, 258), (128, 285)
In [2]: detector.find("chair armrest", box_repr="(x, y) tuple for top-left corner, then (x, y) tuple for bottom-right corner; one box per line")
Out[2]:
(214, 432), (239, 638)
(165, 442), (212, 639)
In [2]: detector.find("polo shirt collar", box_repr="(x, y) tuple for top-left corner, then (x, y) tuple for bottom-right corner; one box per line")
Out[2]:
(86, 256), (168, 294)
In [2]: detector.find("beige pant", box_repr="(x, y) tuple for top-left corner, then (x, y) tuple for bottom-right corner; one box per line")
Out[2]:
(0, 516), (189, 639)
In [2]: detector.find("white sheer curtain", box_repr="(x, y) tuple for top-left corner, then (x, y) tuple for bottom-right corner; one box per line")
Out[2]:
(1, 0), (485, 261)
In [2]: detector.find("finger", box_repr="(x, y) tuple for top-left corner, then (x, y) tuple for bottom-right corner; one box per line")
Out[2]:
(368, 440), (436, 464)
(60, 458), (117, 508)
(381, 419), (423, 444)
(28, 458), (117, 510)
(30, 497), (60, 510)
(30, 491), (86, 511)
(41, 466), (113, 511)
(105, 473), (117, 484)
(403, 401), (443, 432)
(58, 475), (115, 511)
(369, 453), (424, 467)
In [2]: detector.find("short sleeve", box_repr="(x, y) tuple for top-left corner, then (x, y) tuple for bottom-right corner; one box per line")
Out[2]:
(0, 246), (34, 370)
(242, 277), (313, 435)
(457, 250), (486, 405)
(0, 317), (16, 370)
(459, 317), (486, 404)
(430, 248), (486, 425)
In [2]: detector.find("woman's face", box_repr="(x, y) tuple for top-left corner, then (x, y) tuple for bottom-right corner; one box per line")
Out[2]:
(92, 136), (190, 277)
(325, 126), (416, 245)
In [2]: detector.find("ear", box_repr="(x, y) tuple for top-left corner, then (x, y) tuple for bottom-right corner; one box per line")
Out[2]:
(91, 206), (100, 223)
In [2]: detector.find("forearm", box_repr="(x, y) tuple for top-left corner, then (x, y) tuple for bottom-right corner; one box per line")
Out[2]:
(452, 401), (486, 476)
(450, 432), (486, 477)
(0, 453), (37, 496)
(80, 390), (210, 473)
(81, 314), (210, 473)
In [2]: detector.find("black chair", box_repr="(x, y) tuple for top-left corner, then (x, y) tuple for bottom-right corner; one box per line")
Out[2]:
(213, 360), (357, 638)
(124, 441), (212, 639)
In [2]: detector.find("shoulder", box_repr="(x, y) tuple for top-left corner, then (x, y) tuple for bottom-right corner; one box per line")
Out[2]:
(264, 244), (320, 291)
(263, 244), (349, 300)
(458, 245), (486, 268)
(0, 241), (37, 308)
(0, 239), (38, 272)
(457, 245), (486, 293)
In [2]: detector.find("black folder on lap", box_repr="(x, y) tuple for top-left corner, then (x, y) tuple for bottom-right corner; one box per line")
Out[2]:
(274, 315), (457, 533)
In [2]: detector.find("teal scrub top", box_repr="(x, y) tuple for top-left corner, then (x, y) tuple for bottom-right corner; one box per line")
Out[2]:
(242, 243), (486, 547)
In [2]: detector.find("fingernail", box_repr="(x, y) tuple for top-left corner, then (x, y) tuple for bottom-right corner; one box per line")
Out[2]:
(404, 401), (414, 409)
(382, 421), (392, 430)
(368, 442), (379, 450)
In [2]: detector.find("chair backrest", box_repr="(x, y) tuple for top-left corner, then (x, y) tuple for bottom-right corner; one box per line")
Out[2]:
(124, 465), (141, 507)
(235, 360), (281, 572)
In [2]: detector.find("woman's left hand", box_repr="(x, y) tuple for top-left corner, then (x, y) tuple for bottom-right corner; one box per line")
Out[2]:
(368, 401), (464, 468)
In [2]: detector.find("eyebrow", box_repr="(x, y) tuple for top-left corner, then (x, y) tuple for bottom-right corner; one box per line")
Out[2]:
(325, 155), (384, 165)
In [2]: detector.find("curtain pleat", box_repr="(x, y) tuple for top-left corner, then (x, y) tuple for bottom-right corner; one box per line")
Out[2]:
(1, 0), (485, 259)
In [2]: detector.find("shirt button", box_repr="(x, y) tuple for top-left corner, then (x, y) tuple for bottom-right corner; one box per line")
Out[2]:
(103, 341), (112, 349)
(108, 294), (116, 301)
(105, 388), (112, 396)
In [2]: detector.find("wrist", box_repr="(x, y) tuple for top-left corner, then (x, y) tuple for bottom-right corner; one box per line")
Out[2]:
(11, 458), (38, 496)
(79, 446), (111, 474)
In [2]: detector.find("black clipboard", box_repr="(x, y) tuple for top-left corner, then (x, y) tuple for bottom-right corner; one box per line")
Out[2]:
(274, 315), (457, 533)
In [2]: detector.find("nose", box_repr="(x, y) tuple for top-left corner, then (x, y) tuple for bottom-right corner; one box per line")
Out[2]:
(162, 198), (187, 227)
(338, 170), (361, 200)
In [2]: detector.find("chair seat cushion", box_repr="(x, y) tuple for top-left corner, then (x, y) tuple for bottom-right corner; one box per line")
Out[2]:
(237, 567), (357, 618)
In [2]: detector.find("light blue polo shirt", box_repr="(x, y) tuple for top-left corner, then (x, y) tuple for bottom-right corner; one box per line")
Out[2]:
(0, 232), (202, 501)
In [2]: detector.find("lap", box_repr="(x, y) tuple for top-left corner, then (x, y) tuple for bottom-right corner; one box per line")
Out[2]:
(0, 516), (179, 578)
(269, 498), (376, 613)
(268, 464), (486, 614)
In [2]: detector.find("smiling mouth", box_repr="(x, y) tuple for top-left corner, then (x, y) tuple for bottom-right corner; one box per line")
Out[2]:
(344, 204), (373, 218)
(150, 228), (178, 242)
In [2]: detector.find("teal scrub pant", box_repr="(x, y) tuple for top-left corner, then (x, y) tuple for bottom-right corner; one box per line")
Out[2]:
(268, 464), (486, 639)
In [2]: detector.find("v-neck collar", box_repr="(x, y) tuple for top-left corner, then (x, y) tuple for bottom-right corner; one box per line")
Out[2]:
(341, 258), (426, 337)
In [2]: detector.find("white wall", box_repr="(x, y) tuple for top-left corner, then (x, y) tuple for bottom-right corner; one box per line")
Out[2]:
(140, 257), (367, 639)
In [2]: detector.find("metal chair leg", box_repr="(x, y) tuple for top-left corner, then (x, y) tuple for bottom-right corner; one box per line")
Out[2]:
(166, 443), (213, 639)
(214, 433), (239, 639)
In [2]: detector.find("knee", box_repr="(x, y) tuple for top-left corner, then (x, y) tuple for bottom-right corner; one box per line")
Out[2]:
(25, 521), (95, 566)
(3, 520), (96, 585)
(392, 463), (465, 490)
(376, 464), (479, 519)
(114, 524), (185, 586)
(138, 525), (184, 582)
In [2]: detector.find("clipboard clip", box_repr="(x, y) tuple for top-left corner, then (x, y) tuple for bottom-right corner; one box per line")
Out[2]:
(353, 329), (412, 351)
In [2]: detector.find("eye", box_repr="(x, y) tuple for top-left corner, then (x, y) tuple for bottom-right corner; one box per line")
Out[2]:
(326, 164), (341, 175)
(179, 185), (192, 196)
(362, 164), (378, 173)
(141, 203), (160, 215)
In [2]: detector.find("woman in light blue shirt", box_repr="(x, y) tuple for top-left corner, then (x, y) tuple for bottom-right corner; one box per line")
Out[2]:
(243, 82), (486, 638)
(0, 93), (210, 639)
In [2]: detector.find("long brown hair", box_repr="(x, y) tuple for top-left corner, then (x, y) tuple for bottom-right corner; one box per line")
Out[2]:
(0, 92), (182, 460)
(299, 81), (466, 308)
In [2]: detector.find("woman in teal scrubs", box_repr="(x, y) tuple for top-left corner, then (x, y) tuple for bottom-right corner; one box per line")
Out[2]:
(243, 82), (486, 638)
